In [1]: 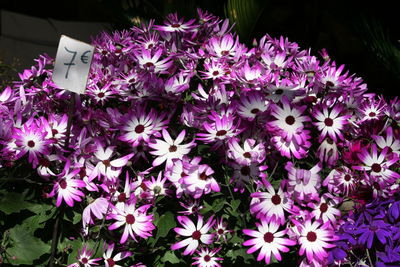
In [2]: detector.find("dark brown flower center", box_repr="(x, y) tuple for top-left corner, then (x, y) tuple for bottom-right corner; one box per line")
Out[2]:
(97, 92), (105, 98)
(216, 130), (227, 136)
(135, 124), (145, 133)
(319, 203), (328, 213)
(212, 70), (220, 76)
(306, 231), (317, 242)
(217, 229), (224, 235)
(285, 115), (295, 125)
(172, 23), (181, 28)
(118, 193), (126, 202)
(192, 230), (201, 240)
(126, 214), (135, 224)
(103, 160), (111, 167)
(243, 152), (251, 158)
(326, 81), (335, 87)
(52, 129), (59, 136)
(369, 112), (376, 117)
(27, 140), (35, 148)
(263, 232), (274, 243)
(169, 145), (177, 152)
(275, 89), (283, 95)
(324, 118), (333, 127)
(106, 258), (115, 267)
(199, 172), (208, 180)
(59, 179), (67, 189)
(39, 157), (50, 167)
(204, 255), (211, 262)
(145, 62), (154, 68)
(79, 167), (86, 178)
(251, 108), (260, 114)
(371, 163), (381, 173)
(344, 174), (351, 181)
(81, 257), (88, 264)
(271, 194), (281, 205)
(221, 50), (230, 56)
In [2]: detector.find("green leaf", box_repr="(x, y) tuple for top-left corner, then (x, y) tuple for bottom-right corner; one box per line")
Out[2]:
(161, 250), (180, 264)
(156, 211), (176, 239)
(0, 191), (35, 215)
(21, 204), (56, 231)
(5, 224), (50, 265)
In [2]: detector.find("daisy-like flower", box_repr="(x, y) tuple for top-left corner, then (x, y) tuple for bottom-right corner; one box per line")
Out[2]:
(243, 219), (296, 264)
(49, 161), (86, 207)
(154, 13), (196, 33)
(323, 167), (357, 196)
(309, 194), (341, 226)
(251, 179), (296, 225)
(75, 245), (101, 267)
(372, 126), (400, 156)
(206, 33), (240, 58)
(192, 247), (223, 267)
(227, 138), (266, 165)
(261, 51), (290, 70)
(103, 243), (132, 267)
(267, 97), (310, 142)
(197, 113), (242, 148)
(286, 162), (322, 203)
(181, 163), (220, 199)
(296, 219), (337, 263)
(13, 121), (52, 166)
(40, 114), (68, 146)
(230, 161), (268, 193)
(134, 48), (172, 74)
(92, 144), (134, 181)
(353, 144), (400, 183)
(171, 215), (215, 255)
(313, 103), (351, 142)
(358, 96), (387, 123)
(214, 217), (233, 242)
(119, 106), (168, 147)
(149, 129), (195, 169)
(201, 60), (227, 80)
(143, 171), (171, 199)
(88, 83), (114, 105)
(271, 130), (311, 159)
(236, 92), (268, 121)
(108, 202), (155, 244)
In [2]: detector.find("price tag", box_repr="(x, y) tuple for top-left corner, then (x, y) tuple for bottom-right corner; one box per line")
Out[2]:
(52, 35), (94, 94)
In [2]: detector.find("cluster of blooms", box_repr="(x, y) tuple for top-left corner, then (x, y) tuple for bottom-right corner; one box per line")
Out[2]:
(0, 9), (399, 266)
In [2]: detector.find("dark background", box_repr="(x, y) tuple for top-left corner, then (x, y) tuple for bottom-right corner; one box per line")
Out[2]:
(1, 0), (399, 98)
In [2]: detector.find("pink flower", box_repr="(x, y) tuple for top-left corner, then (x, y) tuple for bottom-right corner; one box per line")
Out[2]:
(82, 197), (110, 233)
(286, 162), (321, 203)
(75, 244), (101, 267)
(313, 103), (350, 142)
(295, 219), (337, 263)
(154, 13), (196, 33)
(49, 161), (86, 207)
(181, 163), (220, 199)
(149, 129), (195, 169)
(108, 203), (155, 244)
(227, 138), (266, 165)
(236, 92), (268, 121)
(103, 243), (132, 267)
(171, 215), (215, 255)
(243, 219), (296, 264)
(134, 48), (172, 74)
(192, 247), (223, 267)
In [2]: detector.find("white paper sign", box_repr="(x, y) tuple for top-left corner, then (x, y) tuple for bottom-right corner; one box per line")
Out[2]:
(52, 35), (94, 94)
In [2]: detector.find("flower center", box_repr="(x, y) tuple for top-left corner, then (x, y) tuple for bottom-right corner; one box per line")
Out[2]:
(106, 258), (115, 267)
(319, 203), (328, 213)
(59, 179), (67, 189)
(27, 140), (35, 148)
(79, 167), (86, 178)
(172, 23), (181, 28)
(371, 163), (381, 173)
(275, 89), (283, 95)
(243, 152), (251, 158)
(192, 230), (201, 240)
(169, 145), (177, 152)
(212, 70), (220, 76)
(373, 182), (380, 190)
(217, 229), (224, 235)
(369, 112), (376, 117)
(204, 255), (211, 262)
(216, 130), (227, 136)
(285, 115), (295, 125)
(221, 50), (230, 56)
(52, 129), (59, 136)
(271, 194), (281, 205)
(103, 160), (111, 167)
(344, 174), (351, 181)
(97, 92), (105, 98)
(263, 232), (274, 243)
(135, 124), (145, 133)
(240, 166), (250, 176)
(81, 257), (89, 264)
(39, 157), (50, 167)
(145, 62), (154, 68)
(118, 193), (126, 202)
(306, 231), (317, 242)
(326, 81), (335, 87)
(251, 108), (260, 114)
(126, 214), (135, 224)
(199, 172), (208, 180)
(324, 118), (333, 127)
